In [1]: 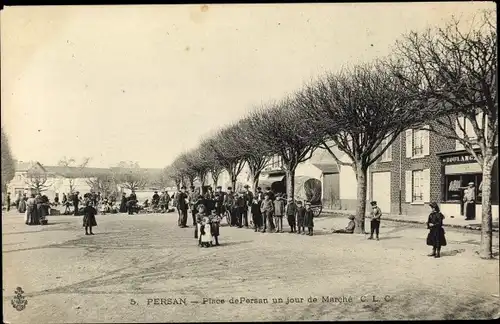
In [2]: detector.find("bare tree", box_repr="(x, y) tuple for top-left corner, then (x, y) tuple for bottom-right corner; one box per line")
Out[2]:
(248, 98), (321, 199)
(204, 126), (246, 190)
(57, 157), (91, 194)
(112, 161), (148, 191)
(189, 147), (210, 187)
(233, 118), (271, 191)
(25, 168), (52, 195)
(1, 127), (15, 192)
(198, 143), (224, 189)
(392, 11), (498, 258)
(177, 153), (198, 187)
(85, 174), (115, 198)
(298, 63), (420, 233)
(164, 165), (182, 190)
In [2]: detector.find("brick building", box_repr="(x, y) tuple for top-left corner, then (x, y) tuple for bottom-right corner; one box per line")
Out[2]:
(368, 120), (498, 219)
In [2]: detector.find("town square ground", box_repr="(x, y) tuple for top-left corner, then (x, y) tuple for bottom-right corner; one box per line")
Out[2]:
(2, 211), (499, 322)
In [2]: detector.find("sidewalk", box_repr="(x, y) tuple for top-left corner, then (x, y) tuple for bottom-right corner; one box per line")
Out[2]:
(322, 209), (499, 232)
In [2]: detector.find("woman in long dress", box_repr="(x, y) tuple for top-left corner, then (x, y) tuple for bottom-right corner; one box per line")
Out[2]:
(18, 194), (27, 214)
(426, 202), (447, 258)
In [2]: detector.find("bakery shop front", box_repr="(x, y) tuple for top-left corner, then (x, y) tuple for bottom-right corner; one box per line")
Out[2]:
(437, 149), (498, 220)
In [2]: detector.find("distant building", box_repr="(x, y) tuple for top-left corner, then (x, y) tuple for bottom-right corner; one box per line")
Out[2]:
(6, 161), (165, 201)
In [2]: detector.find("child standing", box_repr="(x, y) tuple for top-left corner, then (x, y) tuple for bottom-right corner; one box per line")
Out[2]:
(251, 198), (262, 232)
(304, 201), (314, 236)
(296, 201), (306, 234)
(83, 200), (97, 235)
(210, 210), (221, 246)
(285, 197), (297, 233)
(273, 195), (285, 233)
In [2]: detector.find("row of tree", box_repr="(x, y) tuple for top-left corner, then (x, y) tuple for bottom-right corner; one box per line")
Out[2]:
(165, 12), (497, 259)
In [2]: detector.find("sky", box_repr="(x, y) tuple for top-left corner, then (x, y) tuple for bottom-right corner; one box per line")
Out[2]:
(1, 2), (495, 168)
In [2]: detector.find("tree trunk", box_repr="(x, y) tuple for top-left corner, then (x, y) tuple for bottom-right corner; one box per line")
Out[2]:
(354, 165), (368, 234)
(479, 158), (495, 259)
(285, 168), (296, 200)
(211, 173), (219, 190)
(253, 176), (260, 193)
(231, 177), (237, 191)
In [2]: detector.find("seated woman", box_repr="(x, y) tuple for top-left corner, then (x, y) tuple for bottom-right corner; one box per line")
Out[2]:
(331, 215), (356, 234)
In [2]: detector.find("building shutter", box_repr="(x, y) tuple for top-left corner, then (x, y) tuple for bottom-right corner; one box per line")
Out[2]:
(405, 170), (413, 203)
(422, 169), (430, 203)
(455, 117), (465, 150)
(422, 125), (430, 156)
(405, 129), (413, 158)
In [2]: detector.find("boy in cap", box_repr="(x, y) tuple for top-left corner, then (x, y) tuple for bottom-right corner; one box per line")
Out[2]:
(273, 194), (285, 233)
(296, 201), (306, 234)
(368, 201), (382, 240)
(331, 215), (356, 233)
(304, 201), (314, 236)
(285, 197), (297, 233)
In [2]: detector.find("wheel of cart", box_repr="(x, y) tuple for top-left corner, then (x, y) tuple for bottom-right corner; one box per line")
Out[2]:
(311, 204), (323, 217)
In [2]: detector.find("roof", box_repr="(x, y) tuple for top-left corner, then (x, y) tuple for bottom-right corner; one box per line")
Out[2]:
(311, 163), (339, 174)
(14, 161), (46, 172)
(44, 166), (112, 178)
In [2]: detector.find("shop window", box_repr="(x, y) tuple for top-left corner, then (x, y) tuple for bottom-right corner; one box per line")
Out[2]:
(443, 173), (499, 205)
(412, 170), (424, 202)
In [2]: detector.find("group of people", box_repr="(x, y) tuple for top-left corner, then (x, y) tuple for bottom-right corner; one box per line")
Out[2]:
(6, 192), (51, 225)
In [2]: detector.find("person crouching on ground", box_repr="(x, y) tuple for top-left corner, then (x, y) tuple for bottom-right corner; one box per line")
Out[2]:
(368, 201), (382, 240)
(296, 201), (305, 234)
(251, 198), (262, 232)
(273, 194), (285, 233)
(426, 202), (447, 258)
(210, 210), (221, 246)
(331, 215), (356, 233)
(260, 194), (274, 233)
(83, 200), (98, 235)
(304, 201), (314, 236)
(285, 197), (297, 233)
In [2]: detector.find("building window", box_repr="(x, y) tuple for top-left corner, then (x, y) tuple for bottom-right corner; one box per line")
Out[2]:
(413, 130), (425, 157)
(412, 170), (424, 202)
(405, 126), (429, 159)
(270, 155), (283, 169)
(443, 173), (499, 204)
(380, 137), (392, 162)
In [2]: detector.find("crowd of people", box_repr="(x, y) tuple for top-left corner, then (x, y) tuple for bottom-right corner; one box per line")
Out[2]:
(4, 184), (447, 257)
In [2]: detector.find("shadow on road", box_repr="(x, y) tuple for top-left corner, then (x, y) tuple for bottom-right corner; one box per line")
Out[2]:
(440, 248), (466, 257)
(217, 240), (253, 247)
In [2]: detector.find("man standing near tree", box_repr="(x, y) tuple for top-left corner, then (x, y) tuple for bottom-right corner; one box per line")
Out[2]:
(73, 191), (80, 216)
(242, 185), (253, 228)
(463, 182), (476, 220)
(177, 186), (189, 227)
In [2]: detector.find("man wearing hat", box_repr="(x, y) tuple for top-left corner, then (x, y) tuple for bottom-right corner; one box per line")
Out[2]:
(214, 186), (225, 216)
(285, 197), (297, 233)
(331, 215), (356, 234)
(463, 182), (476, 220)
(223, 187), (237, 226)
(188, 186), (198, 226)
(177, 186), (189, 227)
(368, 201), (382, 240)
(255, 186), (264, 203)
(152, 191), (160, 209)
(242, 185), (253, 228)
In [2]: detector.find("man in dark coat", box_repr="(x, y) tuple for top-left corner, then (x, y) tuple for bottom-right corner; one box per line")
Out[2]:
(223, 187), (237, 226)
(152, 191), (160, 208)
(72, 191), (80, 216)
(177, 186), (189, 227)
(242, 185), (253, 228)
(119, 192), (127, 213)
(6, 192), (11, 211)
(128, 190), (137, 215)
(214, 186), (225, 216)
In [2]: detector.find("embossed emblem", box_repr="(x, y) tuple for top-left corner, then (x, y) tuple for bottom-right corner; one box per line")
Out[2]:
(11, 287), (28, 311)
